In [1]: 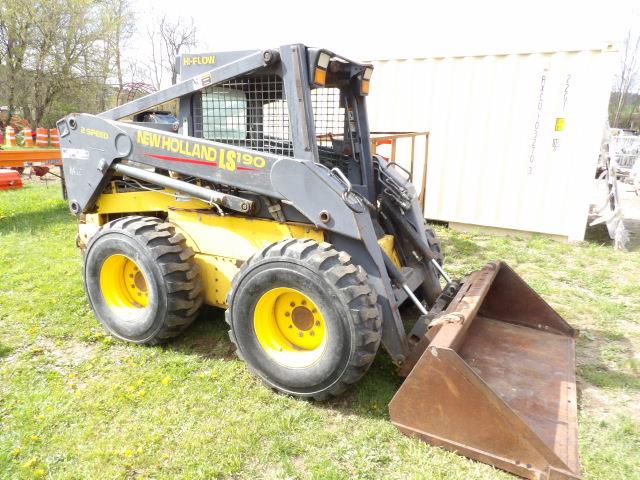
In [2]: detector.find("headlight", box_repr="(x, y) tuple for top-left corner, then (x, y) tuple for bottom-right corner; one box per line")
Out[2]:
(360, 67), (373, 95)
(313, 51), (331, 86)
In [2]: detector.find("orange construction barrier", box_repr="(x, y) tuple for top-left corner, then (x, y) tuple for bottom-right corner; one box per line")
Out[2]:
(4, 126), (16, 147)
(22, 128), (33, 147)
(49, 128), (60, 148)
(36, 127), (49, 147)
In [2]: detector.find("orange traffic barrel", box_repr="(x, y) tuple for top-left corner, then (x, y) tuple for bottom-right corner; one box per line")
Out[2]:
(36, 127), (49, 147)
(22, 128), (33, 147)
(4, 126), (16, 147)
(49, 128), (60, 148)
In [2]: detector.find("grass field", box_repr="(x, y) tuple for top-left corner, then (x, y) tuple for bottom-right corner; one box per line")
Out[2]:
(1, 183), (639, 479)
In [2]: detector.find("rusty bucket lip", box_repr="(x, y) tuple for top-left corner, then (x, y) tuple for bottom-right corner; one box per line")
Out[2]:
(390, 261), (582, 480)
(399, 261), (501, 376)
(429, 261), (501, 351)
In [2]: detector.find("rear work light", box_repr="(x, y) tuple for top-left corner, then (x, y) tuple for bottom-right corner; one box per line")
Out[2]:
(313, 51), (331, 86)
(360, 67), (373, 95)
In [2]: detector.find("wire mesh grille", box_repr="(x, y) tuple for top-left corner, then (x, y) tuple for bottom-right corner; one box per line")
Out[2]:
(311, 88), (351, 171)
(193, 79), (351, 171)
(312, 88), (345, 146)
(193, 75), (293, 156)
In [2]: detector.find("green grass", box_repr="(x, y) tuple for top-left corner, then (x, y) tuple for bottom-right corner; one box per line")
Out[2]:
(1, 184), (639, 479)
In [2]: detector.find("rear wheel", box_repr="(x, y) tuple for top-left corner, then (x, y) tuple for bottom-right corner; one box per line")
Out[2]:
(425, 225), (444, 265)
(420, 225), (444, 306)
(84, 215), (203, 344)
(226, 239), (382, 400)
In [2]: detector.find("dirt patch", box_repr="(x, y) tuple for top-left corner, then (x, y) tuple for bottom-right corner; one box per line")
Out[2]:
(579, 381), (640, 423)
(4, 337), (97, 372)
(50, 341), (97, 366)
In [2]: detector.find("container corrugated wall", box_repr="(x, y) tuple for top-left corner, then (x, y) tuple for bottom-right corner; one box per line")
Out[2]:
(366, 47), (617, 240)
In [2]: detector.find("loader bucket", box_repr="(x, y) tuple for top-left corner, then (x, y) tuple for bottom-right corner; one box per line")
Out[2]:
(390, 262), (581, 480)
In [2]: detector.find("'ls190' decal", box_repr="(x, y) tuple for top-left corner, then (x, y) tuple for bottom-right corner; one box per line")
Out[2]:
(136, 130), (266, 171)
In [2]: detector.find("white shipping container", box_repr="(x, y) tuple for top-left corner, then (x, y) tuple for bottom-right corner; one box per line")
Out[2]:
(366, 46), (618, 241)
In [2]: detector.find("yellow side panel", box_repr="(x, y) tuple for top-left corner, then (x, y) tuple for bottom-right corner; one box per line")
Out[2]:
(378, 234), (402, 268)
(77, 213), (103, 249)
(168, 210), (324, 307)
(193, 254), (238, 308)
(96, 189), (210, 214)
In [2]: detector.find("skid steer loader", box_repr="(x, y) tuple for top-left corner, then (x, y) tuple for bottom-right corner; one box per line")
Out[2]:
(57, 45), (581, 479)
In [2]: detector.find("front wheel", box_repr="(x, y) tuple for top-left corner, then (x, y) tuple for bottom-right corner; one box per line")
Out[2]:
(84, 215), (203, 344)
(226, 239), (382, 400)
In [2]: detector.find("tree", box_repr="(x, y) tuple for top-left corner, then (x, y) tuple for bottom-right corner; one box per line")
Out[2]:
(0, 3), (31, 127)
(610, 30), (640, 129)
(0, 0), (132, 127)
(144, 15), (198, 89)
(160, 16), (197, 85)
(108, 0), (136, 103)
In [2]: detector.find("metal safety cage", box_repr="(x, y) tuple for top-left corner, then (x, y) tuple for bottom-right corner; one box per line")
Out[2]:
(193, 75), (294, 157)
(191, 73), (357, 178)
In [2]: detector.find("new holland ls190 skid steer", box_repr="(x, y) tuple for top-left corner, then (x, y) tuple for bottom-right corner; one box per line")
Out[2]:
(57, 45), (581, 479)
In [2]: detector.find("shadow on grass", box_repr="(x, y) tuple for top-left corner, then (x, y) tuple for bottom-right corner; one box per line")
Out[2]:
(166, 306), (237, 360)
(167, 305), (400, 420)
(579, 364), (640, 390)
(584, 214), (640, 252)
(448, 235), (483, 256)
(583, 218), (613, 247)
(621, 218), (640, 252)
(0, 201), (71, 234)
(0, 342), (13, 358)
(577, 328), (640, 391)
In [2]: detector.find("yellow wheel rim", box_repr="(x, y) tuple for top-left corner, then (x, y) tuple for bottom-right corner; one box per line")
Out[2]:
(253, 287), (327, 368)
(100, 254), (149, 311)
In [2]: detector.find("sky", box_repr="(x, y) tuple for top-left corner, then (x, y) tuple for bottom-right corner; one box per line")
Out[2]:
(128, 0), (638, 64)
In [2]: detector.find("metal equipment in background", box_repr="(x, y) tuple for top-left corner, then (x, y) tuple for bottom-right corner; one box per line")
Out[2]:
(0, 147), (64, 189)
(0, 169), (22, 190)
(591, 128), (640, 250)
(57, 44), (581, 480)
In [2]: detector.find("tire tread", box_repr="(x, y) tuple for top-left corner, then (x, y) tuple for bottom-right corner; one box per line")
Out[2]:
(87, 215), (203, 344)
(225, 238), (382, 401)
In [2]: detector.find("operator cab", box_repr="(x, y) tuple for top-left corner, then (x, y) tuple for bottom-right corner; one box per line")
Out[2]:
(177, 47), (375, 200)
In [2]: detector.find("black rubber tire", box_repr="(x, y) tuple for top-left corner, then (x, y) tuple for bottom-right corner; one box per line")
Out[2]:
(417, 225), (444, 306)
(226, 239), (382, 400)
(425, 225), (444, 265)
(84, 215), (203, 344)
